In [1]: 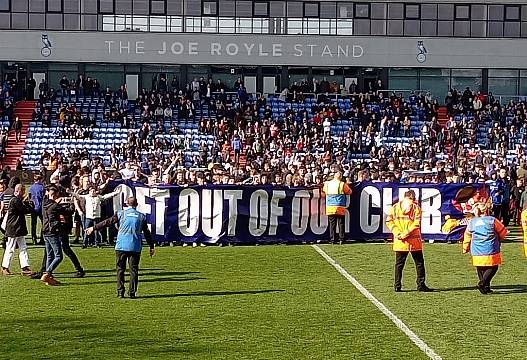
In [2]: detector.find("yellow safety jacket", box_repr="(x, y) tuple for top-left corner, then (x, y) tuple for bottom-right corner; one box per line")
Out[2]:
(386, 199), (423, 252)
(323, 179), (352, 216)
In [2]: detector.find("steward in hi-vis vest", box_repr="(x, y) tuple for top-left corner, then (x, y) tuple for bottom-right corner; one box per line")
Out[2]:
(322, 167), (352, 244)
(386, 190), (433, 293)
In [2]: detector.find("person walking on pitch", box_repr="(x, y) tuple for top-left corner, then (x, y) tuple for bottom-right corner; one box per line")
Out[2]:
(463, 200), (508, 294)
(386, 190), (433, 292)
(86, 196), (155, 299)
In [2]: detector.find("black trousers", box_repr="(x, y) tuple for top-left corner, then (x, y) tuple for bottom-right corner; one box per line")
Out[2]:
(39, 235), (84, 273)
(328, 215), (345, 243)
(116, 251), (141, 296)
(476, 266), (498, 290)
(394, 251), (426, 289)
(493, 204), (503, 221)
(31, 213), (43, 244)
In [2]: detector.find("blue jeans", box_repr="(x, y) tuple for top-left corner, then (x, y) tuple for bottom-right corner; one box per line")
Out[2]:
(45, 235), (63, 274)
(84, 217), (101, 247)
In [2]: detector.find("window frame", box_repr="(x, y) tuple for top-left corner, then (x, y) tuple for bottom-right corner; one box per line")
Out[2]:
(46, 0), (64, 13)
(354, 3), (370, 19)
(454, 4), (470, 20)
(505, 5), (521, 21)
(303, 2), (319, 18)
(97, 0), (114, 15)
(202, 0), (218, 16)
(150, 0), (167, 15)
(404, 3), (420, 20)
(253, 1), (269, 17)
(0, 0), (10, 12)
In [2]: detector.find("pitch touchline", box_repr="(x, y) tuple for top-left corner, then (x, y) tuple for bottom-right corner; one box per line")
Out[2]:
(312, 245), (443, 360)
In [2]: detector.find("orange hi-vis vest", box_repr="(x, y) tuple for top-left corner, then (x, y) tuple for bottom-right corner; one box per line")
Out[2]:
(386, 199), (423, 252)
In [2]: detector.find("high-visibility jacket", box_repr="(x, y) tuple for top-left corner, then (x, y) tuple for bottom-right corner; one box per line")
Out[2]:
(463, 215), (508, 267)
(521, 209), (527, 257)
(323, 179), (352, 216)
(386, 199), (423, 252)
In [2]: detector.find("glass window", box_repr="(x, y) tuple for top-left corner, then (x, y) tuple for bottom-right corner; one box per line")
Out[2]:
(320, 2), (335, 18)
(454, 21), (469, 36)
(420, 20), (436, 36)
(99, 0), (114, 13)
(254, 2), (268, 17)
(336, 18), (352, 34)
(0, 12), (8, 27)
(420, 76), (450, 100)
(203, 1), (216, 15)
(489, 69), (518, 77)
(523, 6), (527, 21)
(63, 0), (79, 12)
(287, 1), (302, 17)
(218, 17), (234, 32)
(388, 3), (403, 19)
(287, 17), (302, 34)
(219, 0), (234, 16)
(489, 78), (518, 95)
(506, 6), (520, 21)
(151, 0), (165, 14)
(387, 19), (403, 36)
(0, 0), (9, 11)
(354, 3), (369, 18)
(421, 4), (436, 20)
(29, 0), (45, 12)
(63, 13), (80, 29)
(470, 5), (486, 20)
(201, 16), (217, 32)
(455, 5), (469, 20)
(371, 19), (386, 35)
(82, 0), (98, 13)
(269, 1), (284, 17)
(235, 0), (251, 16)
(47, 0), (63, 12)
(370, 3), (385, 19)
(404, 20), (419, 35)
(11, 13), (28, 28)
(405, 4), (419, 19)
(437, 4), (453, 20)
(166, 0), (182, 15)
(29, 13), (45, 28)
(437, 20), (453, 36)
(82, 14), (98, 29)
(522, 22), (527, 38)
(471, 21), (485, 37)
(149, 15), (166, 30)
(504, 22), (520, 37)
(353, 18), (369, 35)
(133, 0), (149, 14)
(338, 3), (353, 18)
(304, 2), (318, 18)
(12, 0), (28, 12)
(169, 16), (182, 31)
(184, 0), (200, 15)
(488, 5), (504, 21)
(46, 13), (62, 29)
(488, 21), (503, 37)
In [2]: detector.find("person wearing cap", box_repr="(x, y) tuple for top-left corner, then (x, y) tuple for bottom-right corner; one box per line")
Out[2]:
(386, 190), (433, 292)
(322, 166), (352, 244)
(86, 197), (155, 299)
(463, 199), (508, 294)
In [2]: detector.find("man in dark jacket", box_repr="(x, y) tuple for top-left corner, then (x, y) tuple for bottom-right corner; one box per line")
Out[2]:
(1, 184), (34, 276)
(32, 185), (85, 281)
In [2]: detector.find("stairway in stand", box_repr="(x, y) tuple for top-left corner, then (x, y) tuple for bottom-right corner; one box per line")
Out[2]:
(437, 106), (452, 155)
(3, 101), (35, 169)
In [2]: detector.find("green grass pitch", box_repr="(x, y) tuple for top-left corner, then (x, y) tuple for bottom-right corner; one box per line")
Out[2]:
(0, 238), (526, 359)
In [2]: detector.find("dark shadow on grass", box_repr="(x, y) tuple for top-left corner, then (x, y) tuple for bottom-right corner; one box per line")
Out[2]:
(435, 284), (527, 294)
(76, 268), (164, 274)
(80, 271), (200, 278)
(66, 276), (206, 285)
(137, 289), (285, 299)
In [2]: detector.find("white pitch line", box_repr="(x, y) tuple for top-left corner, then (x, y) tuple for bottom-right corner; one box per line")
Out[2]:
(312, 245), (443, 360)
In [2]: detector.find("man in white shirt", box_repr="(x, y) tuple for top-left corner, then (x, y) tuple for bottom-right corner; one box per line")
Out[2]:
(76, 186), (118, 248)
(119, 162), (135, 180)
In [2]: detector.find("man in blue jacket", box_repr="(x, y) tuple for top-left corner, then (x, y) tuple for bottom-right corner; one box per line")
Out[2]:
(488, 171), (504, 220)
(28, 174), (45, 245)
(86, 196), (155, 299)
